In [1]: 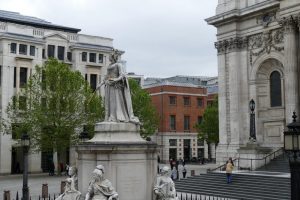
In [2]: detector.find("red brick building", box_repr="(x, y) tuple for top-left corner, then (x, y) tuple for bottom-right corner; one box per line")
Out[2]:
(145, 81), (211, 162)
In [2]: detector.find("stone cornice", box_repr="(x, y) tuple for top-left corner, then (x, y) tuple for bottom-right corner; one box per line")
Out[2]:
(215, 37), (248, 54)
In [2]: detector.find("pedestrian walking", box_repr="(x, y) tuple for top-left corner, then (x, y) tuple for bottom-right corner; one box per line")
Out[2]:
(171, 166), (177, 180)
(226, 157), (234, 183)
(178, 163), (183, 180)
(182, 164), (187, 178)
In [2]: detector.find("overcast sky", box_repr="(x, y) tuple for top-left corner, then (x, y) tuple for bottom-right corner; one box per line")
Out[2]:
(0, 0), (218, 78)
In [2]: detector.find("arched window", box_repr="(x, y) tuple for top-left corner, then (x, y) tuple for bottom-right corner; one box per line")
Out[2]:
(270, 71), (282, 107)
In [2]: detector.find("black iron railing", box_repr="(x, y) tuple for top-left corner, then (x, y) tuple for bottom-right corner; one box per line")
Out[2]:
(209, 147), (284, 172)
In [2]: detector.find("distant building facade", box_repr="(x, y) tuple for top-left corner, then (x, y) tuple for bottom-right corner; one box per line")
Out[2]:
(0, 10), (118, 174)
(144, 76), (218, 163)
(206, 0), (300, 165)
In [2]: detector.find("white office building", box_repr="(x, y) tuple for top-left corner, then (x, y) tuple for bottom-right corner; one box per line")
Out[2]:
(0, 10), (117, 174)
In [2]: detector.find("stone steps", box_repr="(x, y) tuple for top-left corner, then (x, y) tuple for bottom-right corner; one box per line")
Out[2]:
(175, 172), (290, 200)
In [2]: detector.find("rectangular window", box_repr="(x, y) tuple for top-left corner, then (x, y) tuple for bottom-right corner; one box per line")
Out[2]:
(90, 74), (97, 91)
(85, 74), (87, 81)
(89, 53), (96, 63)
(11, 43), (17, 53)
(20, 67), (28, 87)
(82, 52), (87, 62)
(67, 52), (72, 61)
(197, 139), (204, 146)
(198, 116), (203, 124)
(169, 96), (176, 105)
(184, 116), (190, 131)
(13, 67), (16, 88)
(42, 49), (46, 59)
(19, 96), (27, 110)
(30, 45), (35, 56)
(98, 54), (104, 63)
(47, 45), (55, 58)
(197, 98), (203, 107)
(19, 44), (27, 55)
(183, 97), (190, 106)
(169, 139), (177, 146)
(57, 46), (65, 60)
(170, 115), (176, 130)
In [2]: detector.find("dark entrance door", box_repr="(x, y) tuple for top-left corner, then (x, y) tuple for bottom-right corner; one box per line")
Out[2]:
(41, 151), (53, 172)
(169, 148), (177, 160)
(11, 147), (22, 174)
(184, 139), (191, 161)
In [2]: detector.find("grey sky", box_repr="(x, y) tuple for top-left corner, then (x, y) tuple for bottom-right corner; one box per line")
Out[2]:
(0, 0), (218, 78)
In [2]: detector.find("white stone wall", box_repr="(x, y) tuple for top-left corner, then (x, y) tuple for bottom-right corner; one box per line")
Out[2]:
(0, 20), (115, 174)
(208, 0), (300, 166)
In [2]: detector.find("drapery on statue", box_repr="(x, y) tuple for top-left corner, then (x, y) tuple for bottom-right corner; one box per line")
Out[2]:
(85, 165), (119, 200)
(55, 178), (81, 200)
(98, 49), (139, 124)
(154, 166), (178, 200)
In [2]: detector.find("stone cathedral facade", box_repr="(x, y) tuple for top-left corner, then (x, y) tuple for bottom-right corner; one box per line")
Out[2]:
(206, 0), (300, 165)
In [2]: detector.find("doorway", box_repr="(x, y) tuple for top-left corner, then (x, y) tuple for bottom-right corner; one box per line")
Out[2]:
(184, 139), (191, 161)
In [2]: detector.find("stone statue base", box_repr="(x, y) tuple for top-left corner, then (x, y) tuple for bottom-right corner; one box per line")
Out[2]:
(76, 122), (158, 200)
(237, 143), (272, 170)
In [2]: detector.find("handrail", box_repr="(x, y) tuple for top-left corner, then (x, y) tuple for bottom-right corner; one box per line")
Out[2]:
(208, 147), (284, 172)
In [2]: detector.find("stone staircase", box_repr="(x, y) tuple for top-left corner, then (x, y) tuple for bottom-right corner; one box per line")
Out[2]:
(256, 154), (290, 173)
(175, 172), (290, 200)
(175, 153), (291, 200)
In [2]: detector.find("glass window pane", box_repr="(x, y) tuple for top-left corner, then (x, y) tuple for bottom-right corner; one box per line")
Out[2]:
(270, 71), (282, 107)
(20, 67), (28, 87)
(19, 44), (27, 55)
(82, 52), (87, 62)
(89, 53), (96, 63)
(47, 45), (55, 58)
(30, 45), (35, 56)
(90, 74), (97, 91)
(11, 43), (17, 53)
(99, 54), (104, 63)
(57, 46), (65, 60)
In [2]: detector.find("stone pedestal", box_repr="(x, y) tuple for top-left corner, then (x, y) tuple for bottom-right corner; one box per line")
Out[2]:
(76, 122), (158, 200)
(237, 143), (272, 170)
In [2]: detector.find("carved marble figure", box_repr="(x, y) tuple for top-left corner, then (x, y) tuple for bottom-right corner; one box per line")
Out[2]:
(68, 166), (78, 190)
(98, 49), (139, 124)
(55, 178), (81, 200)
(85, 165), (119, 200)
(154, 166), (178, 200)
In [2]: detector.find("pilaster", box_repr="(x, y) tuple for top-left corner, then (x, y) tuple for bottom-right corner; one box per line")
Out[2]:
(280, 16), (299, 123)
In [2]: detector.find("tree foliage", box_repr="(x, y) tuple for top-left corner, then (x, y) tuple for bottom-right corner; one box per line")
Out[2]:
(129, 78), (159, 138)
(2, 58), (104, 155)
(194, 97), (219, 145)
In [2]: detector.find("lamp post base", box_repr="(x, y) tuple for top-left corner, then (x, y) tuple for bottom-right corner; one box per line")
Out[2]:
(22, 186), (29, 200)
(290, 159), (300, 200)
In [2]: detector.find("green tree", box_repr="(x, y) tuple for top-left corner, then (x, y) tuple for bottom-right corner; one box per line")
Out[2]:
(129, 78), (159, 138)
(2, 58), (104, 167)
(194, 97), (219, 160)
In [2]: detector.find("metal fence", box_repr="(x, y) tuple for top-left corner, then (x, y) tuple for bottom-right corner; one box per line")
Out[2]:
(177, 192), (240, 200)
(4, 191), (59, 200)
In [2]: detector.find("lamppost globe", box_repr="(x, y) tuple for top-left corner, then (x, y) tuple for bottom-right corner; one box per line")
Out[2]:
(249, 99), (255, 112)
(21, 132), (30, 147)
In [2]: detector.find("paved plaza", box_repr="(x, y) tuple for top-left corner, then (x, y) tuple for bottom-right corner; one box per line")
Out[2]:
(0, 163), (217, 199)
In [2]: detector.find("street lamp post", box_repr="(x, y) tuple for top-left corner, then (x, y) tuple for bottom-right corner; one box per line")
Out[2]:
(249, 99), (256, 141)
(21, 132), (30, 200)
(284, 112), (300, 200)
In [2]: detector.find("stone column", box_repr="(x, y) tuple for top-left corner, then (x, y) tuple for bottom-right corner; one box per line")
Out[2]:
(281, 16), (299, 123)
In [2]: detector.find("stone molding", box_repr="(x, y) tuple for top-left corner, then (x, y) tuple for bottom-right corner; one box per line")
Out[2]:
(215, 37), (248, 53)
(279, 15), (298, 33)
